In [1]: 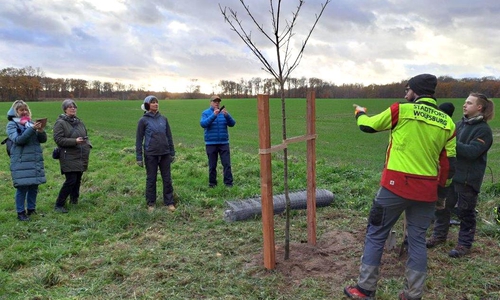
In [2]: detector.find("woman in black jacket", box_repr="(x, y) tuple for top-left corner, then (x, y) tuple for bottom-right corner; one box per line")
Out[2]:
(135, 95), (176, 212)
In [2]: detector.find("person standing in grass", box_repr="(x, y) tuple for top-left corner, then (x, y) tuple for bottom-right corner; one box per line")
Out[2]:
(200, 95), (236, 188)
(136, 95), (176, 212)
(344, 74), (456, 300)
(427, 92), (494, 258)
(53, 99), (92, 213)
(6, 100), (47, 221)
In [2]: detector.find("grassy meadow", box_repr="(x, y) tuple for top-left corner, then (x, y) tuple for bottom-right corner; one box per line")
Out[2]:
(0, 97), (499, 299)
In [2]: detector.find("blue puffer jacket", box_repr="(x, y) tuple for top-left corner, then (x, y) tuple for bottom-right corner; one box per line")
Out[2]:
(200, 107), (236, 145)
(6, 107), (47, 188)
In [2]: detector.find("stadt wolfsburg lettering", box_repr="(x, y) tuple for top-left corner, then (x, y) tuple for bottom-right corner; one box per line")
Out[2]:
(413, 105), (448, 126)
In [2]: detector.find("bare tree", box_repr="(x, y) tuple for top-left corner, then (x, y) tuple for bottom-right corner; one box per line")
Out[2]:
(220, 0), (330, 259)
(186, 78), (201, 98)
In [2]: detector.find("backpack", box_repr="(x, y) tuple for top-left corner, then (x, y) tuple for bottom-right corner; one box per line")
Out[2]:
(1, 123), (22, 157)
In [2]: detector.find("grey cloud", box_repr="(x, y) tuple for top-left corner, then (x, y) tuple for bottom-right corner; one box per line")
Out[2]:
(1, 0), (499, 92)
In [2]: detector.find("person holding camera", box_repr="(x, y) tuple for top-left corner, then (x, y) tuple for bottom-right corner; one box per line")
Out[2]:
(53, 99), (91, 213)
(200, 95), (236, 188)
(6, 100), (47, 221)
(136, 95), (176, 212)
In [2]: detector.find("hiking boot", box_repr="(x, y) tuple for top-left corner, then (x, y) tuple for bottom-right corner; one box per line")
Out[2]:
(166, 205), (176, 212)
(17, 211), (30, 221)
(28, 209), (45, 217)
(70, 198), (78, 204)
(344, 285), (375, 300)
(449, 245), (471, 258)
(54, 206), (68, 213)
(147, 205), (155, 213)
(426, 236), (446, 248)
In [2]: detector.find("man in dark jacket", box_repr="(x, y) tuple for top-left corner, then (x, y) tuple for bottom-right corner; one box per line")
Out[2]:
(200, 95), (236, 187)
(427, 92), (495, 258)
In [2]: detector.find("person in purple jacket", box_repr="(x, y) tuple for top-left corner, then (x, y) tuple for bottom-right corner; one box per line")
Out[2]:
(200, 95), (236, 188)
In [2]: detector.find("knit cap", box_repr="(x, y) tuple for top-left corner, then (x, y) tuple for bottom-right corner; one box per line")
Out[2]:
(408, 74), (437, 96)
(438, 102), (455, 117)
(141, 95), (158, 111)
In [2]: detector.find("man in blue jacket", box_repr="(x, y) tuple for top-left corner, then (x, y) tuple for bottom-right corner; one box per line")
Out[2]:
(200, 95), (236, 187)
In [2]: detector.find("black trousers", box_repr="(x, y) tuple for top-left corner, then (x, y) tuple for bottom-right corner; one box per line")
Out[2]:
(205, 144), (233, 186)
(433, 183), (478, 248)
(55, 171), (83, 207)
(145, 154), (174, 206)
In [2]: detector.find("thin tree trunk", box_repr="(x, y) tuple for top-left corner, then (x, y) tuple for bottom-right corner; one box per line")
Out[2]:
(280, 84), (291, 260)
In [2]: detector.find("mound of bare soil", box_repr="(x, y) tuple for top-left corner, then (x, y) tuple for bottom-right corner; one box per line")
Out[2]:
(248, 229), (408, 292)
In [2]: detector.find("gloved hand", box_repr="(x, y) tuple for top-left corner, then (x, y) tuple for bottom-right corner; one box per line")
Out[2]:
(170, 156), (176, 163)
(137, 160), (143, 167)
(353, 104), (367, 116)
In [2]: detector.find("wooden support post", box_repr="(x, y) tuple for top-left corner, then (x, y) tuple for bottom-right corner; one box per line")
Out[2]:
(257, 94), (276, 270)
(306, 91), (317, 245)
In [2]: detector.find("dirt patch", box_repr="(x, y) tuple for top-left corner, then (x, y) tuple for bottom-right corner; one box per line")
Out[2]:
(250, 229), (407, 288)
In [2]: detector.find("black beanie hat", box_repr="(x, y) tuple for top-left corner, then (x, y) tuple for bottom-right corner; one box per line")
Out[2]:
(438, 102), (455, 117)
(408, 74), (437, 96)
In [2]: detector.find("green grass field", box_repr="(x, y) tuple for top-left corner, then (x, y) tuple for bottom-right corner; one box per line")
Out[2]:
(0, 98), (499, 299)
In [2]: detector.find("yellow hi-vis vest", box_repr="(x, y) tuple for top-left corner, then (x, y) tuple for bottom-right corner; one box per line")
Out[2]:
(356, 98), (456, 201)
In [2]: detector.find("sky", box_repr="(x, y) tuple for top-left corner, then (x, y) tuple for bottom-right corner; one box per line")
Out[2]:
(1, 0), (499, 94)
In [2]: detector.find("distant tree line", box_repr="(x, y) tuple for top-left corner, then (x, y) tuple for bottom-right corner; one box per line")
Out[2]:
(1, 66), (499, 102)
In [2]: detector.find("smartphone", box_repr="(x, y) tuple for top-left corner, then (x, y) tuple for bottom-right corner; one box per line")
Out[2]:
(220, 105), (225, 111)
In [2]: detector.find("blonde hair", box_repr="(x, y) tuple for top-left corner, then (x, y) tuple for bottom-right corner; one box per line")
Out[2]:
(470, 92), (495, 122)
(11, 100), (31, 118)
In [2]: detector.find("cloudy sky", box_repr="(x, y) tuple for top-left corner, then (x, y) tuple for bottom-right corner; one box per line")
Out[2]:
(1, 0), (499, 93)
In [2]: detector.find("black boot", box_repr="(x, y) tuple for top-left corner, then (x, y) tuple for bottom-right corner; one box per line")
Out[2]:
(17, 211), (30, 221)
(70, 198), (78, 204)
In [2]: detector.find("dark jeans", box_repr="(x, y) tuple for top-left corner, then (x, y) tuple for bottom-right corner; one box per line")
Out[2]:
(145, 154), (174, 206)
(206, 144), (233, 186)
(16, 185), (38, 212)
(432, 183), (478, 248)
(56, 171), (83, 207)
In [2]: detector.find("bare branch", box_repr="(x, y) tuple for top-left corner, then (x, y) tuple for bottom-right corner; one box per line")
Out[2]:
(284, 0), (331, 80)
(220, 0), (331, 83)
(219, 5), (279, 78)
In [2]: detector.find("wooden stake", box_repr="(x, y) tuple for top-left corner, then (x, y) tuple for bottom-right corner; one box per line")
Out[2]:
(257, 94), (276, 270)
